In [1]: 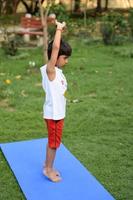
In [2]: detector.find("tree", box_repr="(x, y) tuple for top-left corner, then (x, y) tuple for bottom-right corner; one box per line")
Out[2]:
(74, 0), (80, 12)
(96, 0), (102, 12)
(20, 0), (39, 15)
(39, 0), (54, 62)
(127, 0), (132, 8)
(104, 0), (109, 11)
(0, 0), (14, 15)
(83, 0), (89, 27)
(13, 0), (20, 14)
(0, 0), (5, 15)
(0, 0), (39, 15)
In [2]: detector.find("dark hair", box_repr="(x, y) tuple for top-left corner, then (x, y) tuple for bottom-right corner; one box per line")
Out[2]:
(47, 39), (72, 60)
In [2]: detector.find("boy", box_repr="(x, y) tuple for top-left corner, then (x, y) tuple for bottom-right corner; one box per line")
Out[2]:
(40, 20), (72, 182)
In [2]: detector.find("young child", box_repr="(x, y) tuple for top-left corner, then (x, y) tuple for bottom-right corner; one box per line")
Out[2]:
(40, 21), (72, 182)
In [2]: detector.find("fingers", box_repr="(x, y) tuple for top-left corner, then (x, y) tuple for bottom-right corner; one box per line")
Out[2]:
(62, 21), (66, 28)
(55, 19), (58, 25)
(55, 20), (66, 29)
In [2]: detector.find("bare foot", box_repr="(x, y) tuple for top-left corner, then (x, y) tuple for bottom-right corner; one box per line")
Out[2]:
(43, 169), (62, 182)
(43, 166), (60, 176)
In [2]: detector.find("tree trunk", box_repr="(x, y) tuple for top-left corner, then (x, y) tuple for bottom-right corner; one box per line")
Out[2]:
(33, 0), (39, 15)
(96, 0), (102, 12)
(20, 0), (31, 13)
(84, 0), (88, 27)
(13, 0), (20, 14)
(1, 0), (14, 14)
(0, 0), (4, 15)
(20, 0), (39, 15)
(74, 0), (80, 12)
(39, 0), (48, 63)
(70, 0), (74, 13)
(127, 0), (132, 8)
(104, 0), (109, 11)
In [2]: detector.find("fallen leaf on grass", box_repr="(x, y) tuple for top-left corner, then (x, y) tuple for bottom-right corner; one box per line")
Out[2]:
(67, 99), (80, 103)
(15, 75), (22, 80)
(89, 92), (97, 97)
(35, 82), (42, 87)
(72, 99), (79, 103)
(21, 90), (28, 97)
(0, 99), (9, 107)
(0, 99), (15, 112)
(0, 73), (5, 76)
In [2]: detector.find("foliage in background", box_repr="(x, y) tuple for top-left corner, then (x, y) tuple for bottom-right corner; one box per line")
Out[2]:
(48, 2), (69, 22)
(1, 31), (18, 56)
(2, 39), (18, 56)
(100, 11), (129, 45)
(128, 9), (133, 38)
(0, 9), (133, 50)
(100, 22), (114, 45)
(113, 46), (133, 58)
(46, 3), (70, 41)
(0, 0), (13, 15)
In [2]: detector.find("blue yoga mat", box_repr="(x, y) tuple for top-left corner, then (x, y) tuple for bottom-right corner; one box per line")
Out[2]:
(0, 138), (115, 200)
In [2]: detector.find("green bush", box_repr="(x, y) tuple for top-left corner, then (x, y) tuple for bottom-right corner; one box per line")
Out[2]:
(112, 35), (128, 46)
(101, 12), (129, 45)
(1, 33), (26, 56)
(47, 3), (69, 40)
(47, 25), (55, 41)
(49, 3), (69, 22)
(100, 22), (114, 45)
(128, 9), (133, 37)
(113, 46), (133, 58)
(100, 23), (128, 46)
(2, 39), (18, 56)
(103, 12), (124, 24)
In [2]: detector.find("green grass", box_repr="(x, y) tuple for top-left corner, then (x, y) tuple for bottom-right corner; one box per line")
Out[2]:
(0, 39), (133, 200)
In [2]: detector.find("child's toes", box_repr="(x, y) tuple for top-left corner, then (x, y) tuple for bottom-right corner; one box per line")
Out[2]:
(44, 171), (62, 182)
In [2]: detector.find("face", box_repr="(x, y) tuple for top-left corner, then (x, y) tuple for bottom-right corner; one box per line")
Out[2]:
(56, 55), (69, 68)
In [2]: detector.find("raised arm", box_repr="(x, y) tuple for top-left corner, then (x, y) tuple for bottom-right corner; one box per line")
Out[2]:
(46, 21), (66, 81)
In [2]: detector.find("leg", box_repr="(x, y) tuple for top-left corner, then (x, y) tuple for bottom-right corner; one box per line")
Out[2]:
(45, 119), (64, 175)
(44, 119), (57, 170)
(44, 143), (56, 170)
(44, 144), (61, 176)
(43, 119), (61, 182)
(43, 144), (61, 182)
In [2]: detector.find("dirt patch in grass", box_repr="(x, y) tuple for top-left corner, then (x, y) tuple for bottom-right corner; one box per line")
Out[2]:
(0, 99), (15, 112)
(35, 82), (41, 87)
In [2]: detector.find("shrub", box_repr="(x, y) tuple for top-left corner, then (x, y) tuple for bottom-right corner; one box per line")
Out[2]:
(47, 3), (69, 40)
(100, 22), (114, 45)
(113, 47), (133, 58)
(112, 35), (127, 46)
(49, 3), (69, 22)
(128, 9), (133, 37)
(2, 39), (18, 56)
(103, 11), (124, 24)
(101, 11), (129, 45)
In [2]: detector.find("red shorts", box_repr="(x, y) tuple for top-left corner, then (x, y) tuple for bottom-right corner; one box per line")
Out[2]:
(45, 119), (64, 149)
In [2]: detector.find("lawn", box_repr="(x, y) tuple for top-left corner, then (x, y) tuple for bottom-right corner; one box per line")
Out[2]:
(0, 38), (133, 200)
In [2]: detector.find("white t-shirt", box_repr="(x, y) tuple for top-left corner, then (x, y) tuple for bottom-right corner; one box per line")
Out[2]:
(40, 65), (67, 120)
